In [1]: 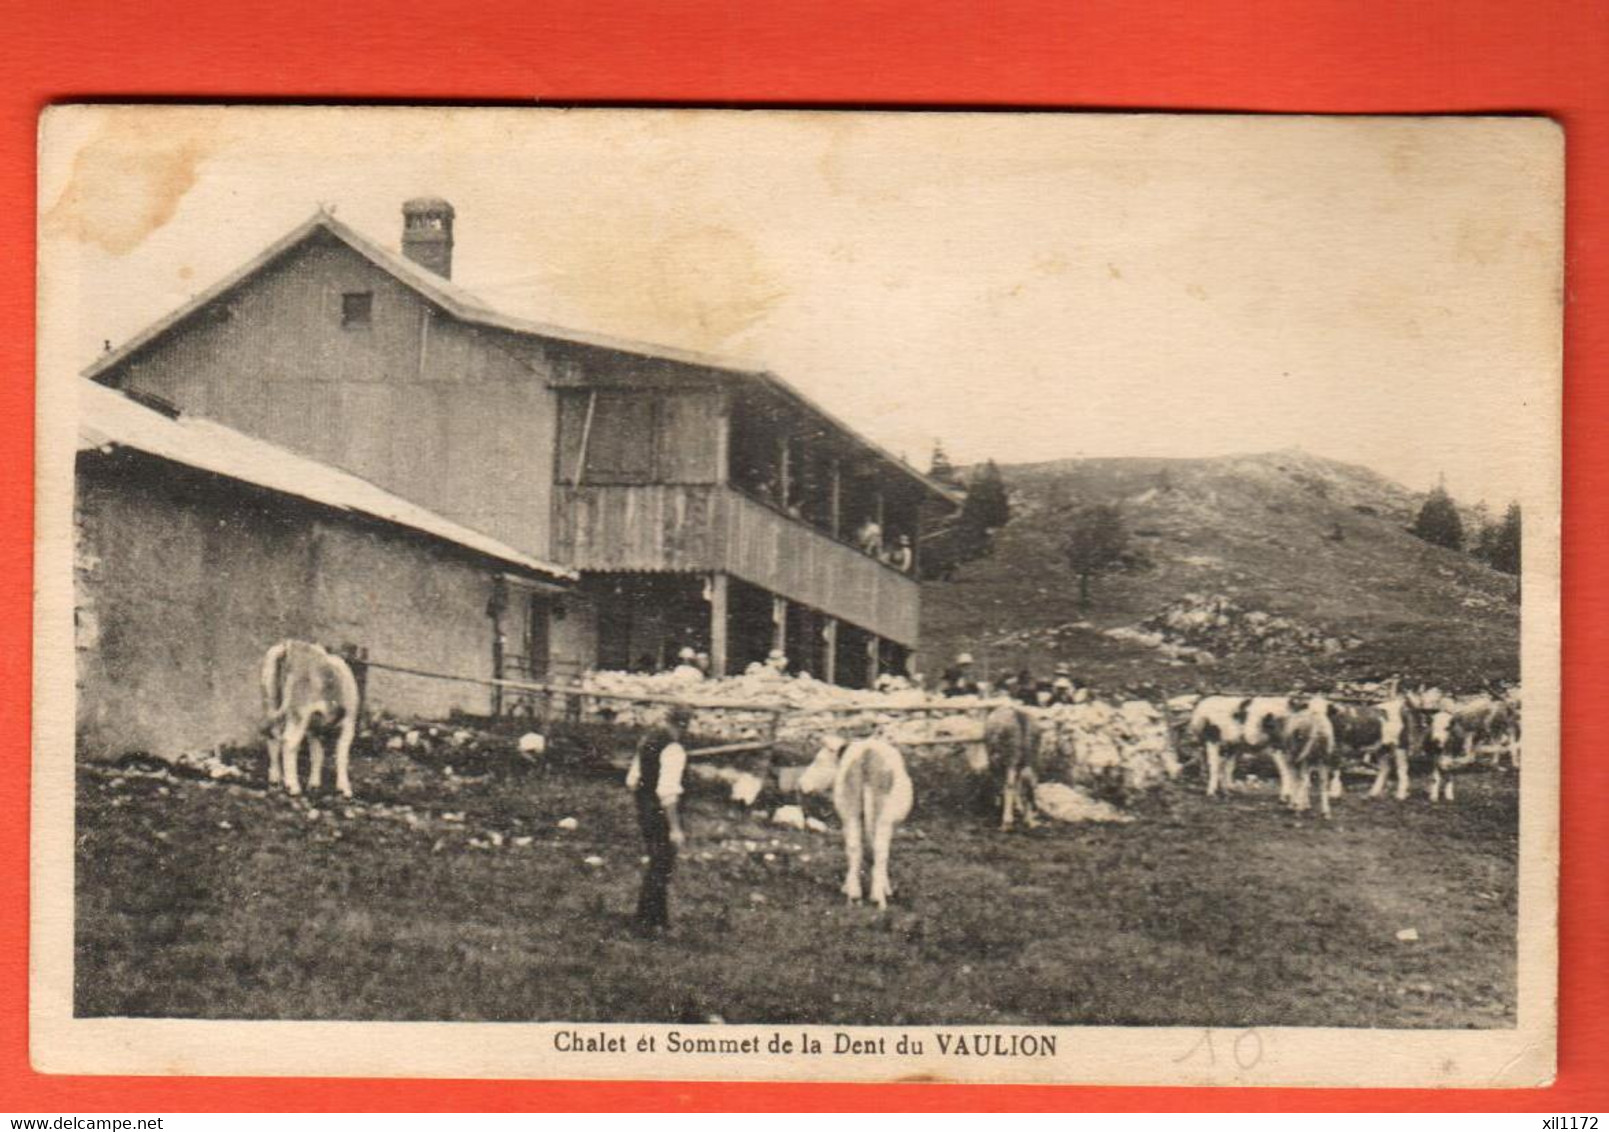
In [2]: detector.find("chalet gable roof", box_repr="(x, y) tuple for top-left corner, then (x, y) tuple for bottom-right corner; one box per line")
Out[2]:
(82, 209), (960, 507)
(77, 380), (578, 584)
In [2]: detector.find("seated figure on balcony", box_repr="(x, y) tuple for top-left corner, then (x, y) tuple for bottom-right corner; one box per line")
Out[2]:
(888, 534), (914, 573)
(856, 518), (884, 557)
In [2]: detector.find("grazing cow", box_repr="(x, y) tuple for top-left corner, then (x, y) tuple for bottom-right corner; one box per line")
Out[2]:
(1425, 697), (1520, 801)
(1447, 696), (1522, 769)
(807, 736), (913, 910)
(1323, 698), (1425, 801)
(1186, 696), (1297, 800)
(983, 704), (1043, 830)
(260, 640), (361, 798)
(1283, 697), (1339, 818)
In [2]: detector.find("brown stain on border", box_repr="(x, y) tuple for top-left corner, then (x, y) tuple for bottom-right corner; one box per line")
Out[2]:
(44, 117), (217, 256)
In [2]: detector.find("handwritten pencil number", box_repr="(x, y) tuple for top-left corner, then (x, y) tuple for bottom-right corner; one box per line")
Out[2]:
(1173, 1029), (1215, 1066)
(1233, 1028), (1263, 1070)
(1175, 1029), (1262, 1071)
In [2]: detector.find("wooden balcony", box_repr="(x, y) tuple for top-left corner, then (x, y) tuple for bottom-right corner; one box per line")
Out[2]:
(552, 483), (920, 646)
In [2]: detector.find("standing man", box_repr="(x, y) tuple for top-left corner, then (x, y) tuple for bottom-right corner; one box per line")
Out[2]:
(625, 706), (691, 938)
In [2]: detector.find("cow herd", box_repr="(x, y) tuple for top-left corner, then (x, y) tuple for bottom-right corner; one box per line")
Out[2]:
(791, 683), (1523, 913)
(1184, 687), (1521, 817)
(256, 640), (1521, 918)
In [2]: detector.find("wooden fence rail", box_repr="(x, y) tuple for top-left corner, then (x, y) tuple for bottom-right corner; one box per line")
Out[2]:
(356, 658), (1008, 759)
(357, 657), (1429, 768)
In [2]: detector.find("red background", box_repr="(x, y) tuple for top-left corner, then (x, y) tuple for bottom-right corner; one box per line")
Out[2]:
(1, 0), (1602, 1112)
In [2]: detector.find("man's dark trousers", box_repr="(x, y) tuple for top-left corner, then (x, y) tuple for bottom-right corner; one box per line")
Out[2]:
(635, 790), (675, 931)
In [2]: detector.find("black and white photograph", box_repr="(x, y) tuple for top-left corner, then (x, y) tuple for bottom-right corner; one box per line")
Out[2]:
(32, 106), (1560, 1086)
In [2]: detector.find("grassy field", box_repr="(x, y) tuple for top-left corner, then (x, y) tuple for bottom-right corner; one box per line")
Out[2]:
(75, 727), (1518, 1029)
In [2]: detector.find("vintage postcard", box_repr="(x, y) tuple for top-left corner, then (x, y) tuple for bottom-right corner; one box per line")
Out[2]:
(32, 106), (1561, 1087)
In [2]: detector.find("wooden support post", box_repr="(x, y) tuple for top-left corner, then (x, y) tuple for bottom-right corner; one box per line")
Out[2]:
(772, 594), (787, 657)
(709, 572), (729, 677)
(491, 632), (504, 717)
(715, 389), (731, 485)
(866, 634), (881, 687)
(488, 577), (507, 717)
(823, 617), (839, 686)
(829, 457), (842, 537)
(911, 499), (922, 575)
(777, 433), (792, 508)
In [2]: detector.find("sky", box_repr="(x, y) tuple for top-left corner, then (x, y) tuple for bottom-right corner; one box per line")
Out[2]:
(39, 106), (1562, 507)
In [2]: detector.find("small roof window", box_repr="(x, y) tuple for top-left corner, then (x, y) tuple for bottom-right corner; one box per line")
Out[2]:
(341, 291), (373, 328)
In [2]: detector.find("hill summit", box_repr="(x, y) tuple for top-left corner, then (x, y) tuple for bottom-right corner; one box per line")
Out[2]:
(917, 449), (1518, 693)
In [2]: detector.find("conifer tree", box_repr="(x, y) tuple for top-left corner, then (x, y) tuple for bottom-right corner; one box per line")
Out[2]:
(962, 460), (1011, 534)
(926, 441), (963, 488)
(1411, 480), (1465, 551)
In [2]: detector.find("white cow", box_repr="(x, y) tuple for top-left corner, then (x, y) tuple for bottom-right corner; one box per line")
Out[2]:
(1187, 695), (1298, 800)
(260, 640), (360, 798)
(804, 736), (913, 910)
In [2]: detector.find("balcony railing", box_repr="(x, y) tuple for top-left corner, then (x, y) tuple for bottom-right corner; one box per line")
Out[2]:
(552, 483), (920, 645)
(725, 481), (917, 579)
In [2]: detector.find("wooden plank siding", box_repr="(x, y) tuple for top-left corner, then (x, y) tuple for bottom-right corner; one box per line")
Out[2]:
(555, 387), (724, 486)
(552, 484), (726, 570)
(552, 484), (919, 645)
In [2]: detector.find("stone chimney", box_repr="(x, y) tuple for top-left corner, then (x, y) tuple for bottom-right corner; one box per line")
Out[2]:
(401, 197), (455, 279)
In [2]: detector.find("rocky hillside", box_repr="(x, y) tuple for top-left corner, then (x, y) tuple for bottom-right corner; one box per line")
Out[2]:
(917, 450), (1519, 693)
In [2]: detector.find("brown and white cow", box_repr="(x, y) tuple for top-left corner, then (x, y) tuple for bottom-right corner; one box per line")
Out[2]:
(1283, 696), (1340, 818)
(1324, 697), (1426, 801)
(1425, 696), (1521, 801)
(983, 704), (1044, 830)
(1439, 696), (1522, 769)
(805, 736), (913, 910)
(1425, 711), (1465, 802)
(261, 640), (360, 798)
(1187, 695), (1298, 800)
